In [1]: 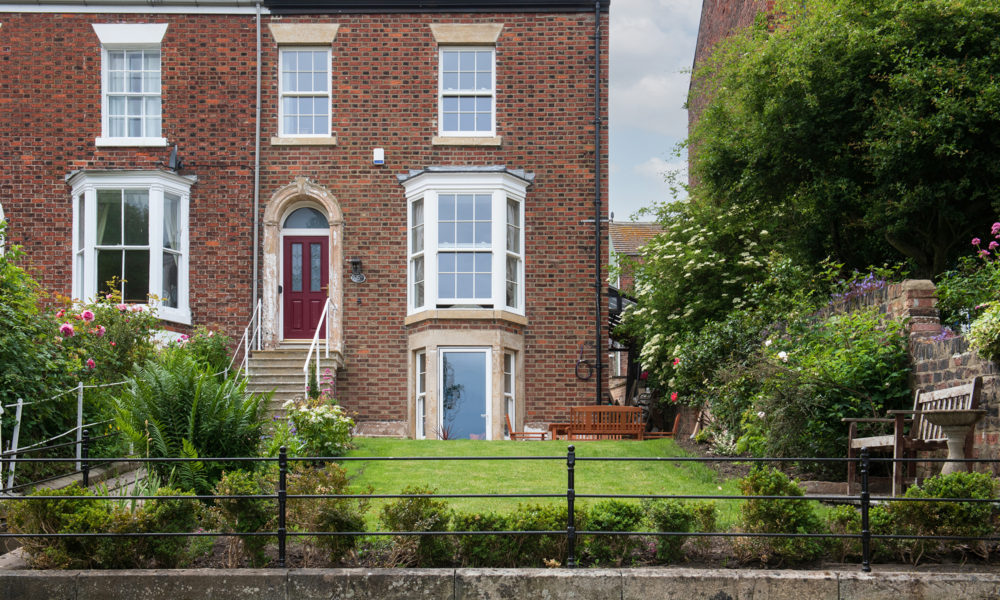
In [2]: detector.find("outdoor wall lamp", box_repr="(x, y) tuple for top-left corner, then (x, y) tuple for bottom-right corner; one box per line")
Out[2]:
(350, 258), (366, 283)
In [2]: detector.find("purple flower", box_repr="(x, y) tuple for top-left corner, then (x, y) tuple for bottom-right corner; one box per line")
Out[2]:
(990, 241), (999, 251)
(972, 237), (982, 246)
(993, 222), (1000, 237)
(981, 250), (991, 258)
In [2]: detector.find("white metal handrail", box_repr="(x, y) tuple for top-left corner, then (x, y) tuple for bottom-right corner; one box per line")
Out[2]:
(227, 299), (262, 379)
(303, 297), (332, 397)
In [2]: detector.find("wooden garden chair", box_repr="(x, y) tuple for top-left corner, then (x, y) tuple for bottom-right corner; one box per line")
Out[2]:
(505, 415), (546, 440)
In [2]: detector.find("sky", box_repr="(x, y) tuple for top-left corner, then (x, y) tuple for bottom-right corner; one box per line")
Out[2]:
(609, 0), (702, 221)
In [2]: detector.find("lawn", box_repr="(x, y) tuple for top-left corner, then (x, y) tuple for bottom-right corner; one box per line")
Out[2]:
(341, 438), (744, 526)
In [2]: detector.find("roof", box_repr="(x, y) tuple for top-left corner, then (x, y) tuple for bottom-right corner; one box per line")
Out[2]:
(609, 222), (661, 256)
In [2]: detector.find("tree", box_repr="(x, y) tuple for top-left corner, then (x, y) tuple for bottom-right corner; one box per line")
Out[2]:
(689, 0), (1000, 277)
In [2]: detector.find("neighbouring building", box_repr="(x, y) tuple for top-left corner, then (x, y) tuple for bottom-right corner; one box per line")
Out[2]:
(0, 0), (609, 439)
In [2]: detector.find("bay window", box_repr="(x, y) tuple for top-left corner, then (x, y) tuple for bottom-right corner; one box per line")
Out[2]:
(401, 168), (531, 315)
(70, 171), (194, 324)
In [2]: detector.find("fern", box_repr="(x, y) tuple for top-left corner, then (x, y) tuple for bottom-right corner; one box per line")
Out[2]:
(114, 349), (269, 493)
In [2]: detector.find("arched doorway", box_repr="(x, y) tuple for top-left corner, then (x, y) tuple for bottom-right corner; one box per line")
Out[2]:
(261, 177), (344, 359)
(281, 206), (329, 339)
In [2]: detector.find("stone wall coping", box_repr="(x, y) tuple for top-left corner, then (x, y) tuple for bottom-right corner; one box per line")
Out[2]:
(3, 567), (1000, 600)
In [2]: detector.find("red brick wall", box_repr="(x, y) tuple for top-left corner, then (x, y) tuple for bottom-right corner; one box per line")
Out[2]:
(0, 10), (608, 427)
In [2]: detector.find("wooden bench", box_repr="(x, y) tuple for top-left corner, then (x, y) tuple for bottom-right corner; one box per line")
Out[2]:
(567, 405), (644, 440)
(845, 377), (981, 496)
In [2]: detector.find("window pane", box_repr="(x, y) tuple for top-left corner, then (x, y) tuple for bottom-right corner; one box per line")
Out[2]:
(97, 190), (122, 245)
(459, 112), (474, 131)
(123, 249), (150, 302)
(109, 117), (125, 137)
(127, 51), (143, 71)
(128, 71), (143, 93)
(146, 117), (161, 138)
(144, 72), (160, 94)
(144, 51), (159, 71)
(475, 273), (491, 298)
(443, 72), (458, 90)
(442, 96), (459, 113)
(442, 113), (458, 132)
(284, 51), (297, 72)
(476, 51), (492, 71)
(412, 199), (424, 253)
(109, 72), (125, 93)
(77, 195), (86, 251)
(145, 97), (161, 116)
(477, 97), (492, 112)
(506, 256), (519, 308)
(457, 252), (474, 272)
(313, 72), (327, 93)
(456, 195), (474, 220)
(310, 243), (322, 292)
(459, 51), (475, 70)
(109, 96), (125, 117)
(128, 118), (142, 137)
(163, 193), (180, 250)
(284, 207), (328, 229)
(439, 272), (455, 298)
(457, 222), (474, 245)
(297, 72), (312, 92)
(439, 195), (455, 221)
(162, 252), (179, 308)
(109, 51), (125, 70)
(459, 72), (474, 89)
(459, 96), (476, 112)
(475, 252), (491, 272)
(96, 249), (122, 295)
(123, 190), (149, 245)
(476, 113), (491, 132)
(456, 273), (474, 297)
(291, 243), (302, 292)
(475, 195), (491, 219)
(412, 256), (424, 307)
(442, 51), (458, 71)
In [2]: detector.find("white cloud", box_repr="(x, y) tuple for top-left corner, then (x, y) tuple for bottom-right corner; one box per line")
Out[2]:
(611, 71), (691, 138)
(634, 157), (687, 183)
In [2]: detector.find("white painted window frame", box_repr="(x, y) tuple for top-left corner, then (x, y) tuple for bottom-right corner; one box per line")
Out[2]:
(93, 23), (169, 147)
(403, 171), (527, 316)
(278, 47), (332, 138)
(415, 350), (427, 440)
(503, 350), (515, 440)
(438, 46), (496, 137)
(70, 170), (193, 325)
(438, 346), (492, 441)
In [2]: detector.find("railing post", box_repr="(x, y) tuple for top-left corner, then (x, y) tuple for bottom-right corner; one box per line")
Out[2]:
(860, 446), (871, 573)
(277, 446), (287, 568)
(566, 444), (576, 568)
(6, 399), (23, 491)
(76, 382), (84, 472)
(81, 429), (90, 488)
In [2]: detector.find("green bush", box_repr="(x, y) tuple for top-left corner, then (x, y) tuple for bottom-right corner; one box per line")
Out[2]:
(380, 485), (452, 567)
(827, 504), (896, 563)
(936, 255), (1000, 332)
(287, 463), (369, 563)
(452, 510), (516, 567)
(968, 302), (1000, 363)
(452, 503), (586, 568)
(585, 499), (645, 567)
(645, 500), (716, 563)
(7, 483), (112, 569)
(278, 397), (354, 458)
(735, 466), (827, 565)
(114, 350), (269, 493)
(170, 326), (232, 375)
(97, 487), (201, 568)
(211, 469), (275, 567)
(889, 471), (998, 564)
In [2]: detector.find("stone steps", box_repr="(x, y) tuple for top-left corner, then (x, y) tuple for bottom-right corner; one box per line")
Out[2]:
(246, 346), (338, 413)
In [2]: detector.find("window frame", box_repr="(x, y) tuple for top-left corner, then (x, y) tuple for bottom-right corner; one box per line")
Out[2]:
(70, 171), (194, 325)
(437, 46), (496, 138)
(415, 350), (427, 440)
(278, 46), (332, 138)
(438, 346), (493, 441)
(93, 23), (168, 148)
(403, 171), (528, 316)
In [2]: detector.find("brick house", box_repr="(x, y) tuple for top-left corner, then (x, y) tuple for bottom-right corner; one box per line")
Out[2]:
(0, 0), (609, 439)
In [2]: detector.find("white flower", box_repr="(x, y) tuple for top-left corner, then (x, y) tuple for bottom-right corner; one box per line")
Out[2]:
(777, 351), (788, 362)
(757, 411), (766, 419)
(764, 339), (772, 347)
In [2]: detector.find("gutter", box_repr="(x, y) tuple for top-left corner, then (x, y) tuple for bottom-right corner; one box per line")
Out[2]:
(593, 0), (603, 404)
(252, 1), (261, 315)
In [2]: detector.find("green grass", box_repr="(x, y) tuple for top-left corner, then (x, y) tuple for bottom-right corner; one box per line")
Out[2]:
(341, 438), (744, 526)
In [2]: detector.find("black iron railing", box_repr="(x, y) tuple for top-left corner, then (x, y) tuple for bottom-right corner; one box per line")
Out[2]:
(2, 440), (999, 572)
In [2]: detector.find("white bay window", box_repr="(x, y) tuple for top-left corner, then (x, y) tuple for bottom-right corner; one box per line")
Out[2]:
(401, 168), (531, 315)
(70, 171), (194, 324)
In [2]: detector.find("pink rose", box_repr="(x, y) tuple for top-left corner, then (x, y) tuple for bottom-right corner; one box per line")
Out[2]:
(95, 325), (106, 337)
(116, 304), (128, 312)
(672, 358), (680, 366)
(59, 323), (75, 337)
(110, 341), (117, 347)
(670, 392), (679, 403)
(55, 309), (65, 319)
(86, 358), (95, 370)
(81, 310), (95, 322)
(180, 334), (189, 341)
(131, 306), (144, 313)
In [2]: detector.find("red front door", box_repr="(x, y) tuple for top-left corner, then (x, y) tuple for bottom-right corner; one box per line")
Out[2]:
(282, 236), (328, 339)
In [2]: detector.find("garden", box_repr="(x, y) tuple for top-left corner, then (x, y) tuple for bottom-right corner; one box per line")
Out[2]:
(3, 218), (1000, 571)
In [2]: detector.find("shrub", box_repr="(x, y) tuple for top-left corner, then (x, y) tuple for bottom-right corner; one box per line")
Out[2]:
(287, 463), (369, 564)
(7, 483), (112, 569)
(211, 469), (275, 567)
(170, 326), (232, 375)
(968, 302), (1000, 363)
(279, 397), (354, 458)
(889, 471), (998, 564)
(646, 500), (716, 563)
(452, 510), (516, 567)
(735, 466), (827, 565)
(114, 350), (269, 493)
(827, 504), (896, 563)
(97, 487), (201, 568)
(380, 485), (452, 567)
(508, 503), (587, 567)
(585, 499), (645, 567)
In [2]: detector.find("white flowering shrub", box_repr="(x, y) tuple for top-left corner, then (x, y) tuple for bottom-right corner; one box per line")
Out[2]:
(281, 398), (355, 458)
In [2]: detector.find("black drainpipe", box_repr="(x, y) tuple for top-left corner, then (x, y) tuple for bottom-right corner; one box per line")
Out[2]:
(594, 0), (603, 405)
